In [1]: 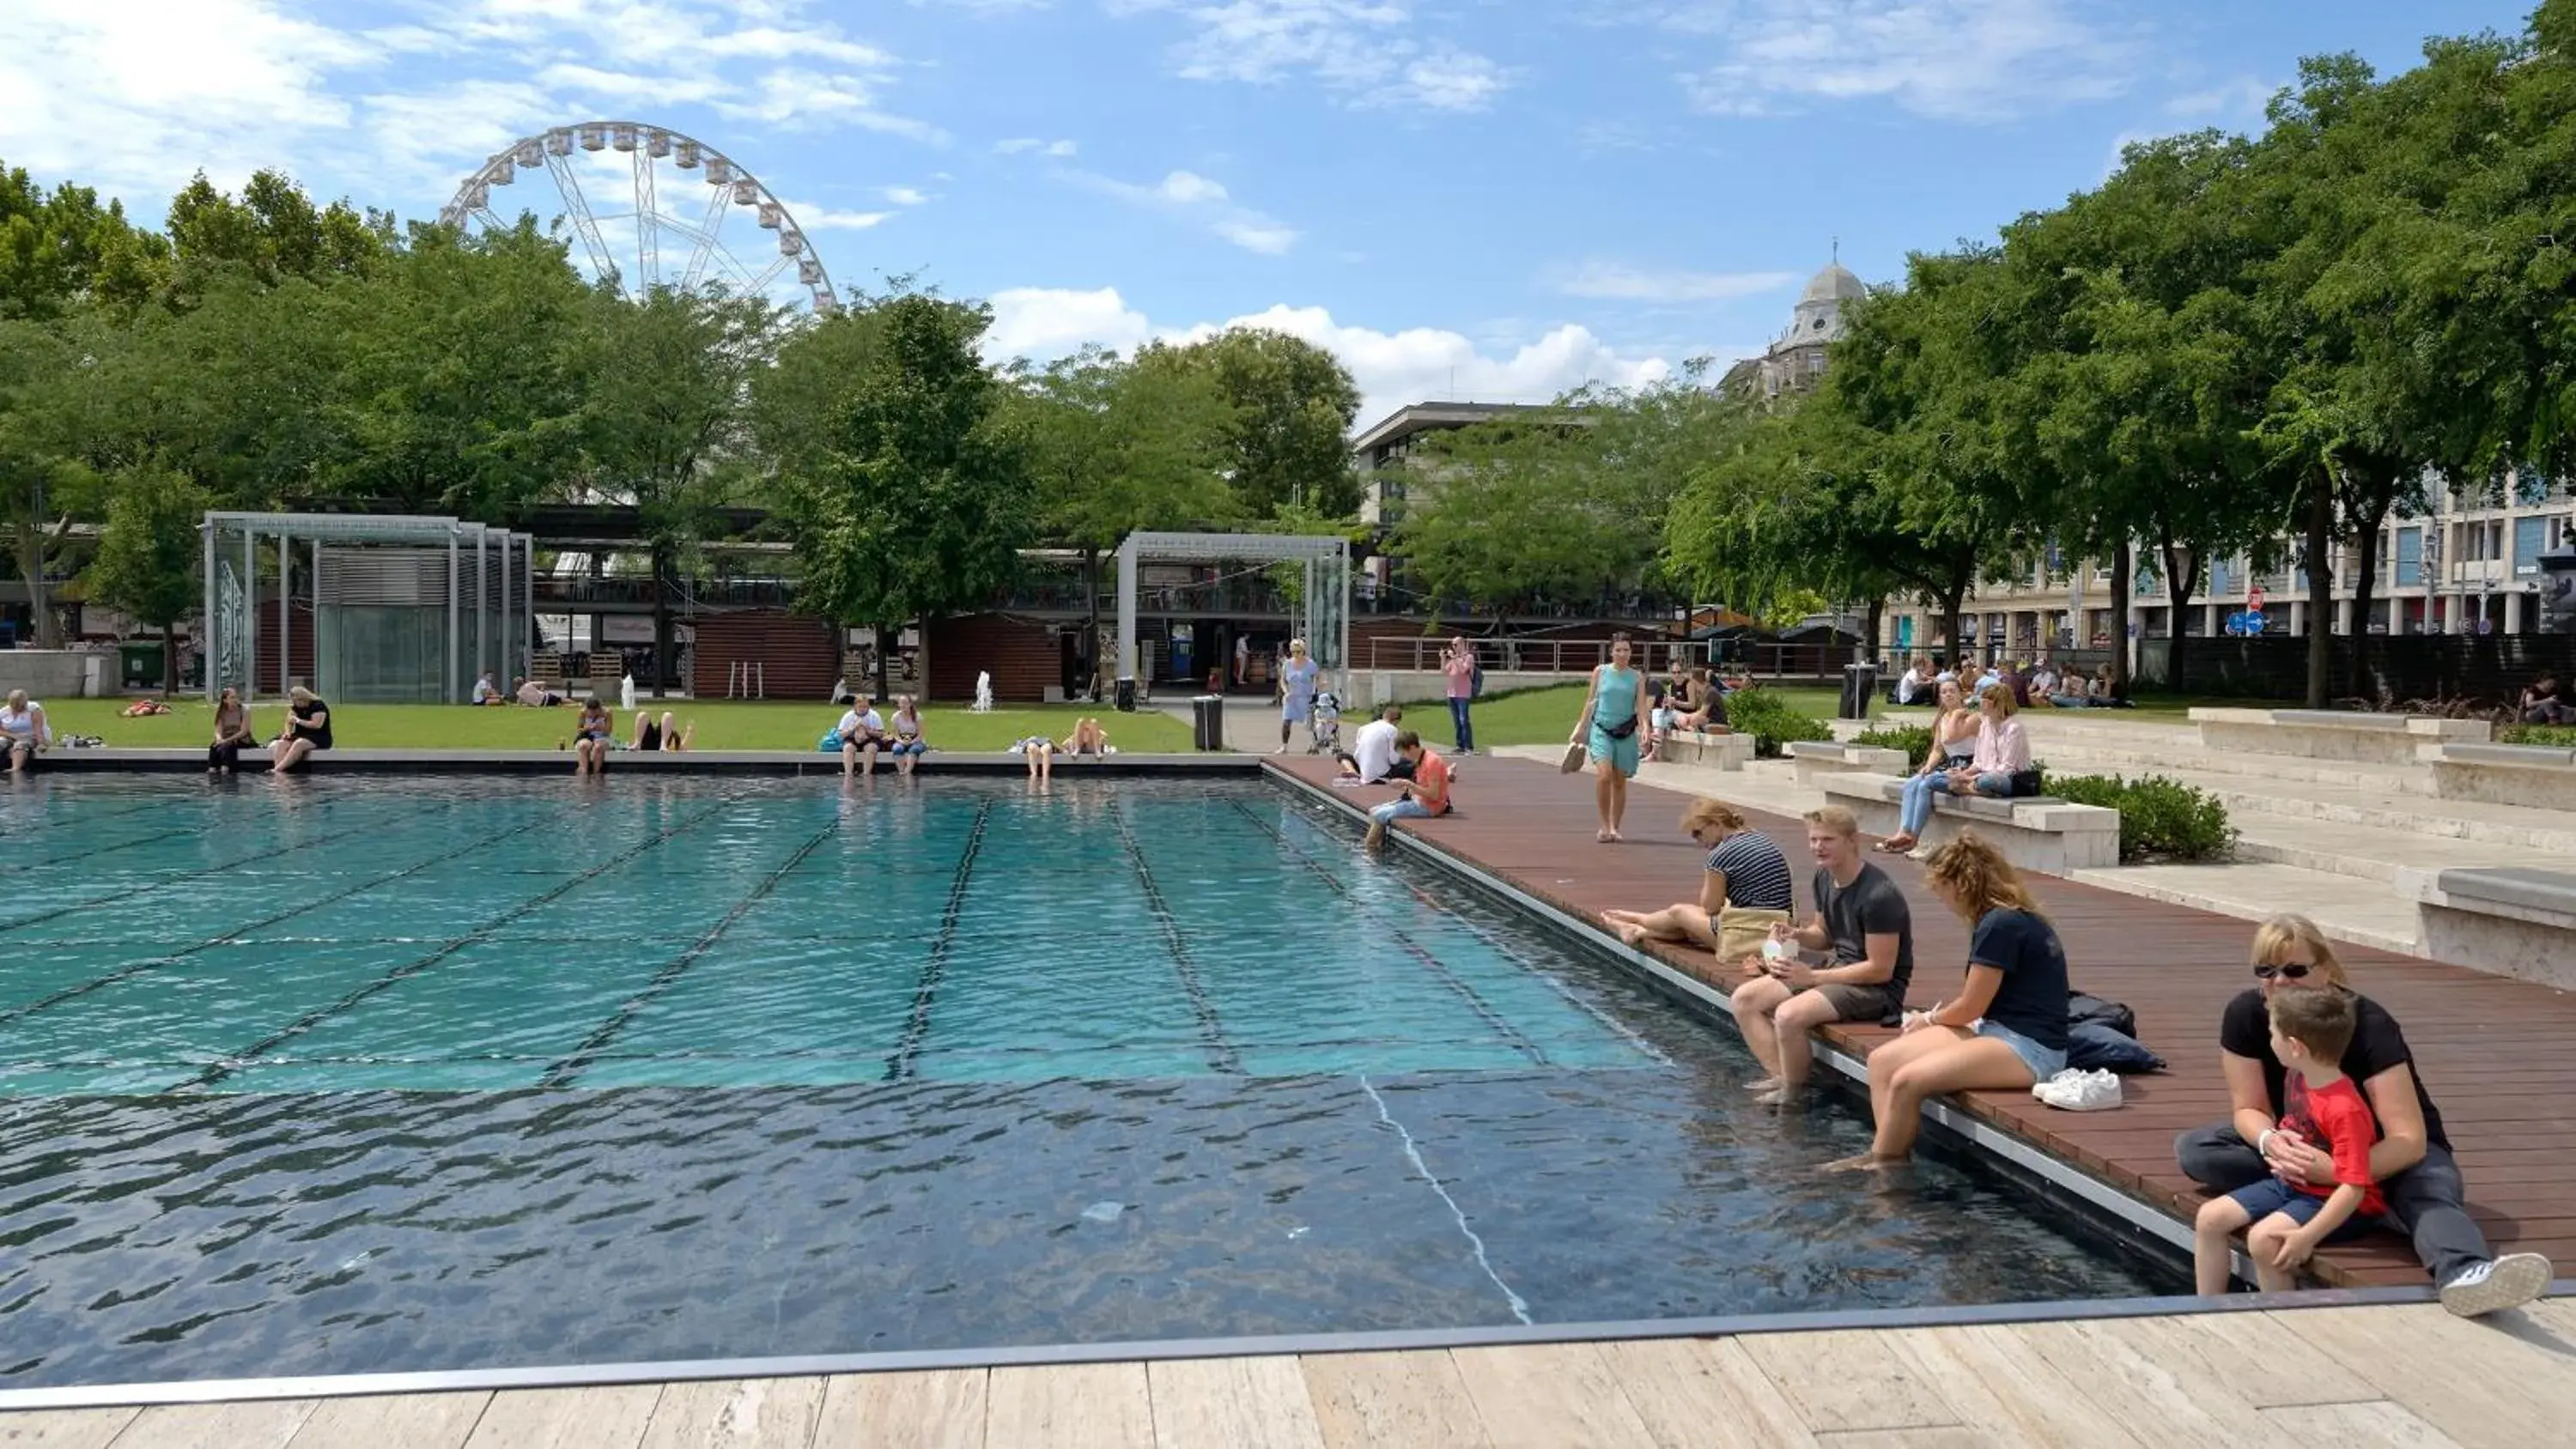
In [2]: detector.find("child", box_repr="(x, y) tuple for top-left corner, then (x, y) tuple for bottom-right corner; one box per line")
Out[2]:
(2193, 989), (2386, 1295)
(1309, 688), (1343, 755)
(1363, 731), (1451, 850)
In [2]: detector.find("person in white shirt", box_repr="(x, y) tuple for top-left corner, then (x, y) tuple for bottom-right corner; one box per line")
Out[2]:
(837, 696), (886, 779)
(471, 673), (501, 706)
(1335, 704), (1413, 785)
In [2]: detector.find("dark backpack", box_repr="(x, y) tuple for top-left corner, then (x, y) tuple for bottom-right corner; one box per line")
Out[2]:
(1470, 663), (1485, 698)
(2068, 992), (2136, 1038)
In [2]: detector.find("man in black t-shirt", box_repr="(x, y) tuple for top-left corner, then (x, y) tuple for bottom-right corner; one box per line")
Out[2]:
(1729, 806), (1912, 1105)
(2174, 919), (2552, 1318)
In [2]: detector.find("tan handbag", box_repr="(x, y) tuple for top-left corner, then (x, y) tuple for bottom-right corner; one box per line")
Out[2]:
(1716, 907), (1791, 968)
(1559, 740), (1589, 773)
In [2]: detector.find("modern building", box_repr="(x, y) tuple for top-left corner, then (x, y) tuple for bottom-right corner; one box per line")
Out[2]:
(1721, 259), (1868, 401)
(1350, 401), (1553, 530)
(1883, 475), (2576, 661)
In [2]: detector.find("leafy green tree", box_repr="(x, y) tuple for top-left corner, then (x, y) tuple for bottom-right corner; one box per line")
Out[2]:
(1160, 329), (1361, 517)
(763, 290), (1034, 698)
(85, 465), (209, 691)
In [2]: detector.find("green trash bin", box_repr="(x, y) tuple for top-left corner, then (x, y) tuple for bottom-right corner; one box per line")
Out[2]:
(119, 640), (167, 690)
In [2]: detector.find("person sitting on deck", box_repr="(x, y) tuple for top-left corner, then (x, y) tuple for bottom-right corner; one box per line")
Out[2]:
(2173, 913), (2555, 1318)
(1893, 657), (1937, 706)
(572, 698), (614, 775)
(888, 695), (927, 777)
(1363, 731), (1450, 850)
(1601, 798), (1794, 962)
(1729, 806), (1913, 1106)
(2519, 673), (2573, 724)
(2, 690), (49, 774)
(633, 709), (663, 752)
(1828, 832), (2068, 1170)
(2193, 987), (2385, 1296)
(1878, 680), (2026, 855)
(837, 696), (886, 779)
(659, 712), (693, 752)
(1337, 705), (1411, 785)
(1060, 717), (1111, 756)
(270, 686), (331, 773)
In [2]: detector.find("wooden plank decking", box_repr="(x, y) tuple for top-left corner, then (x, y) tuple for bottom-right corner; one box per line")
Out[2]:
(7, 1300), (2572, 1446)
(1267, 755), (2576, 1287)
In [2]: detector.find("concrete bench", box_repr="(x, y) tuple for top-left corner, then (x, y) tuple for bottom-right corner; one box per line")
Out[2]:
(1786, 739), (1911, 785)
(1819, 773), (2121, 874)
(1651, 730), (1753, 772)
(2191, 707), (2488, 767)
(2430, 743), (2576, 812)
(2421, 868), (2576, 990)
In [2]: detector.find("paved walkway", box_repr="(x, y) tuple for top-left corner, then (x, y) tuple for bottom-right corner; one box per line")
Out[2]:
(8, 1300), (2570, 1446)
(1270, 754), (2576, 1288)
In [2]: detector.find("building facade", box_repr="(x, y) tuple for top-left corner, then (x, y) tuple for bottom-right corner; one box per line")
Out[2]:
(1721, 260), (1868, 401)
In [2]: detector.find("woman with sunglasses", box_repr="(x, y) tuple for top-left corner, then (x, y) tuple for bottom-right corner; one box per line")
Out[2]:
(2174, 913), (2551, 1316)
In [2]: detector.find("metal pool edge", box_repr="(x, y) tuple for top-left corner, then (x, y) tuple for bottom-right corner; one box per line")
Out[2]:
(30, 749), (1264, 777)
(1255, 762), (2215, 1273)
(0, 1285), (2508, 1412)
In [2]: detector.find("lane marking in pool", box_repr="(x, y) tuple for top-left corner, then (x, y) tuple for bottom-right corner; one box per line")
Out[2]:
(1228, 797), (1550, 1069)
(883, 798), (993, 1082)
(539, 815), (847, 1088)
(0, 796), (379, 939)
(190, 797), (744, 1087)
(1358, 1071), (1531, 1325)
(1109, 797), (1242, 1076)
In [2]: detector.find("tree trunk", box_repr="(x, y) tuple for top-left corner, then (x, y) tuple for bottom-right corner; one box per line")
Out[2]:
(2106, 543), (2131, 694)
(2348, 511), (2385, 700)
(1939, 554), (1974, 672)
(15, 518), (58, 650)
(2304, 464), (2336, 709)
(1862, 596), (1886, 667)
(2161, 530), (2197, 696)
(1084, 546), (1104, 701)
(161, 620), (179, 695)
(876, 621), (896, 702)
(649, 543), (672, 700)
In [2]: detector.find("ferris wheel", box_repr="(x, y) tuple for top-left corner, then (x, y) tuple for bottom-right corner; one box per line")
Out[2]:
(440, 120), (839, 314)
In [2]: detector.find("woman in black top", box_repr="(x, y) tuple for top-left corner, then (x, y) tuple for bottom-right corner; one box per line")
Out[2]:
(1832, 832), (2069, 1169)
(270, 687), (331, 773)
(2174, 913), (2553, 1317)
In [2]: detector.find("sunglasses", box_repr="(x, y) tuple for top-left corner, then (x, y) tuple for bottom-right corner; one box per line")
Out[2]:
(2252, 961), (2314, 981)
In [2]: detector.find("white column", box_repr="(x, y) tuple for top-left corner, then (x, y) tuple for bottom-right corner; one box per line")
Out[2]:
(1115, 536), (1138, 686)
(242, 528), (258, 703)
(201, 520), (217, 703)
(278, 531), (291, 694)
(2506, 591), (2525, 634)
(446, 529), (460, 703)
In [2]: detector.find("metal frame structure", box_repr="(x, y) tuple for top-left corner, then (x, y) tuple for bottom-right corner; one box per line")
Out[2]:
(201, 512), (533, 706)
(1115, 531), (1350, 694)
(440, 120), (839, 314)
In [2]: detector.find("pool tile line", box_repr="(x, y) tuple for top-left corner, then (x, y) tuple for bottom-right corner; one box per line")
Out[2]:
(1356, 1070), (1532, 1325)
(188, 798), (745, 1088)
(0, 809), (558, 1032)
(1227, 798), (1552, 1070)
(537, 819), (846, 1088)
(882, 799), (993, 1083)
(0, 798), (380, 940)
(1108, 798), (1243, 1076)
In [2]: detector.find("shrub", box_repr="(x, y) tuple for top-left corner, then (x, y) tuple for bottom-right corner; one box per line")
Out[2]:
(2500, 723), (2576, 748)
(1723, 686), (1835, 758)
(1850, 724), (1935, 770)
(2041, 772), (2237, 864)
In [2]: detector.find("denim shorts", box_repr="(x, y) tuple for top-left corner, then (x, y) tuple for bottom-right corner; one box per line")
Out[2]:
(1976, 1019), (2068, 1082)
(2225, 1177), (2378, 1241)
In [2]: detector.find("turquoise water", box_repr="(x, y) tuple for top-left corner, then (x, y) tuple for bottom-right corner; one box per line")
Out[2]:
(0, 777), (2171, 1387)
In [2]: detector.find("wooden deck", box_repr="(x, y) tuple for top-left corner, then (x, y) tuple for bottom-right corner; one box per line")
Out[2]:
(1267, 755), (2576, 1288)
(8, 1300), (2572, 1446)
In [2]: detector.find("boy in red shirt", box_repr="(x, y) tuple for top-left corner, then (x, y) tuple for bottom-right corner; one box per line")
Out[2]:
(1363, 731), (1451, 850)
(2194, 988), (2387, 1294)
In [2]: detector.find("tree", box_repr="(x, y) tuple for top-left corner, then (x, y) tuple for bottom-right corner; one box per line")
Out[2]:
(0, 317), (89, 647)
(580, 284), (789, 694)
(763, 290), (1034, 698)
(85, 465), (208, 692)
(1018, 343), (1236, 673)
(1161, 329), (1361, 518)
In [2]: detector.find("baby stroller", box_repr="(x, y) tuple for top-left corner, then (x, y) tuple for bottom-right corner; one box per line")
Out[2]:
(1309, 688), (1343, 755)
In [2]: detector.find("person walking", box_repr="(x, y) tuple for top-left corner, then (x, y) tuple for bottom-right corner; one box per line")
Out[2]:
(1277, 639), (1321, 754)
(1441, 636), (1477, 755)
(1569, 633), (1646, 841)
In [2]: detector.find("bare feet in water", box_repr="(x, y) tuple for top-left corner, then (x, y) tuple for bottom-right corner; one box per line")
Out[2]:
(1752, 1085), (1797, 1106)
(1744, 1075), (1780, 1093)
(1821, 1152), (1903, 1173)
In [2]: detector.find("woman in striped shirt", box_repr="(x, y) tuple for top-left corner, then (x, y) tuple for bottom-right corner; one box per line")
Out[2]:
(1602, 798), (1796, 966)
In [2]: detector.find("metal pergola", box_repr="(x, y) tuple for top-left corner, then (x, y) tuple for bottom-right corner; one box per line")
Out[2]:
(1115, 530), (1351, 694)
(202, 512), (535, 705)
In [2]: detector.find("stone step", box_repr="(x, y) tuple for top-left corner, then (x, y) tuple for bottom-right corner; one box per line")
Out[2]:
(2026, 741), (2439, 796)
(2065, 858), (2427, 957)
(2226, 815), (2549, 888)
(2207, 782), (2576, 853)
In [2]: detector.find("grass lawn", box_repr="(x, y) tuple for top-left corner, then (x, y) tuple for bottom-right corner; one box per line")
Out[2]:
(1424, 682), (1843, 749)
(33, 697), (1197, 754)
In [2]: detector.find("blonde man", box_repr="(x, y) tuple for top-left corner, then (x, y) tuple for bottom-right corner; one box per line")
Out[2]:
(1731, 806), (1913, 1106)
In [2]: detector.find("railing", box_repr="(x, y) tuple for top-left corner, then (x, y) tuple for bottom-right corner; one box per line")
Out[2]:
(532, 576), (797, 609)
(1365, 636), (1855, 679)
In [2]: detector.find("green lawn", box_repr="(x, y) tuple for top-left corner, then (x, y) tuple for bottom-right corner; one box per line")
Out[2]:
(34, 697), (1196, 753)
(1420, 682), (1843, 749)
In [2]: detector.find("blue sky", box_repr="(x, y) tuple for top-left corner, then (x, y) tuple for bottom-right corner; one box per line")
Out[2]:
(0, 0), (2537, 425)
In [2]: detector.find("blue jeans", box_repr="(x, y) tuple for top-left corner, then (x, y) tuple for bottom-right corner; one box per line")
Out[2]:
(1370, 797), (1433, 827)
(1899, 770), (2013, 834)
(1976, 1020), (2067, 1082)
(1448, 696), (1473, 751)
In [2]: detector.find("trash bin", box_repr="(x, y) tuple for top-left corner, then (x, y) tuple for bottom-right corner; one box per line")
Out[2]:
(1115, 676), (1137, 712)
(1838, 662), (1880, 720)
(1192, 694), (1225, 751)
(119, 640), (166, 691)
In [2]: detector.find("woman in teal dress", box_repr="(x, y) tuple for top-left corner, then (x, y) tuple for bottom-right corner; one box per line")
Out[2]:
(1569, 632), (1648, 841)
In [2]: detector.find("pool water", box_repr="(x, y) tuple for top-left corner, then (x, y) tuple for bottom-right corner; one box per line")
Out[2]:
(0, 777), (2173, 1386)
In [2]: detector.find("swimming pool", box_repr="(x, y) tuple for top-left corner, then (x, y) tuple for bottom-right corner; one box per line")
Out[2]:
(0, 776), (2172, 1386)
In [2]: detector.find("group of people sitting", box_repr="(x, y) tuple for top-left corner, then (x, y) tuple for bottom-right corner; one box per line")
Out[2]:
(1643, 665), (1729, 762)
(473, 673), (580, 708)
(829, 694), (929, 779)
(1012, 717), (1113, 779)
(566, 702), (696, 774)
(1880, 676), (2035, 854)
(198, 685), (331, 774)
(1601, 797), (2554, 1316)
(1330, 701), (1455, 849)
(1891, 655), (2121, 710)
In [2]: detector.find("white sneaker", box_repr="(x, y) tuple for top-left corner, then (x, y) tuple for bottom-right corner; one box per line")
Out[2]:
(2033, 1068), (2123, 1112)
(2439, 1253), (2552, 1318)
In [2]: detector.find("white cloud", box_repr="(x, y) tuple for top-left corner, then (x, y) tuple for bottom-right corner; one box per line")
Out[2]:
(994, 136), (1079, 157)
(1073, 167), (1298, 255)
(2166, 76), (2275, 119)
(783, 201), (897, 231)
(1114, 0), (1514, 112)
(984, 287), (1686, 428)
(882, 185), (931, 205)
(1662, 0), (2137, 123)
(1558, 262), (1799, 303)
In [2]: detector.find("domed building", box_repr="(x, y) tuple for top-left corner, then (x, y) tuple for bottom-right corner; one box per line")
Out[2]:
(1722, 258), (1868, 401)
